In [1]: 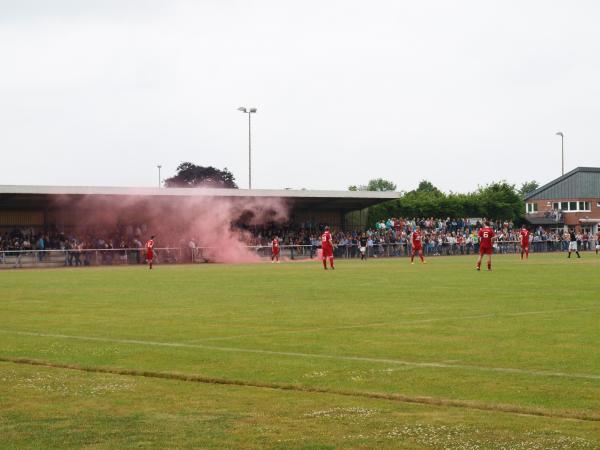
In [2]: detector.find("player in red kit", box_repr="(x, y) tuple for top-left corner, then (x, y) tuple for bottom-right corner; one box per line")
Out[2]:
(476, 221), (495, 271)
(146, 235), (155, 269)
(321, 226), (334, 270)
(410, 226), (426, 264)
(519, 225), (531, 260)
(271, 235), (280, 263)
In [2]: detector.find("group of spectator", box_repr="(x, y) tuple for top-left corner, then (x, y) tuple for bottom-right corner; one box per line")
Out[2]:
(241, 217), (599, 256)
(2, 216), (598, 266)
(0, 226), (150, 266)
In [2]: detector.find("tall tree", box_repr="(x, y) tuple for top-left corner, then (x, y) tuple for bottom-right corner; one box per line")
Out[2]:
(348, 178), (397, 192)
(415, 180), (443, 195)
(475, 182), (523, 221)
(367, 180), (525, 227)
(519, 180), (540, 197)
(366, 178), (397, 191)
(164, 162), (238, 188)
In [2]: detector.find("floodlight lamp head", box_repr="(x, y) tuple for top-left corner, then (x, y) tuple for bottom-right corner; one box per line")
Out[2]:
(556, 131), (563, 137)
(238, 107), (247, 113)
(249, 108), (257, 113)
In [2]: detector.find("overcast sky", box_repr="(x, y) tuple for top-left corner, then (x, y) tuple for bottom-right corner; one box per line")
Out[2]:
(1, 0), (599, 192)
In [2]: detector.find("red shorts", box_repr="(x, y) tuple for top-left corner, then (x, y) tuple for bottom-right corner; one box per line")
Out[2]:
(272, 248), (280, 255)
(147, 250), (154, 260)
(322, 246), (333, 258)
(479, 246), (493, 255)
(412, 245), (422, 252)
(521, 243), (529, 249)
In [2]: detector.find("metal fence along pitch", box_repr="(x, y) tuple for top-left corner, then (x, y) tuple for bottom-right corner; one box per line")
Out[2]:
(1, 240), (597, 269)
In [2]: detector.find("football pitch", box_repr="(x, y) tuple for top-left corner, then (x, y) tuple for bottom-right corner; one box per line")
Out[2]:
(1, 253), (599, 449)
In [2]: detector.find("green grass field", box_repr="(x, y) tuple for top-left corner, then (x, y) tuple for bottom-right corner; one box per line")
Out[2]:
(1, 253), (600, 449)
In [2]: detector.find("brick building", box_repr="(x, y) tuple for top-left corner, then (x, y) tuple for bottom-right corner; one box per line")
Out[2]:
(524, 167), (600, 234)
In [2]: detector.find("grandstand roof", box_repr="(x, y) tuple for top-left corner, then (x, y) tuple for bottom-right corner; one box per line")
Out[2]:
(0, 185), (400, 211)
(524, 167), (600, 201)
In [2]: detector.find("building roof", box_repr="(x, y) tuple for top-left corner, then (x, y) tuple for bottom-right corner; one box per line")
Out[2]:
(524, 167), (600, 201)
(525, 216), (564, 226)
(0, 185), (400, 211)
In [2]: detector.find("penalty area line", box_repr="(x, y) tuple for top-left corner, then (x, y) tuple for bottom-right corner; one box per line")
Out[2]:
(1, 328), (600, 382)
(1, 356), (599, 423)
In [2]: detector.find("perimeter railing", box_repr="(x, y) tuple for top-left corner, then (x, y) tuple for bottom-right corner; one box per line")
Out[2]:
(0, 247), (183, 269)
(1, 240), (597, 269)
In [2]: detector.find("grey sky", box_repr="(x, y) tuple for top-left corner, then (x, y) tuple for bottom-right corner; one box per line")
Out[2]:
(1, 1), (599, 192)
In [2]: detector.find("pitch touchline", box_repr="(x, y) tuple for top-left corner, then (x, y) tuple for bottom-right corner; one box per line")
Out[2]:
(193, 305), (600, 342)
(1, 329), (599, 381)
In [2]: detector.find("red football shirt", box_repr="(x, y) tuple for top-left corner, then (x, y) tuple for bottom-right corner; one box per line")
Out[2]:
(411, 231), (422, 247)
(272, 238), (279, 252)
(146, 239), (154, 250)
(520, 229), (530, 246)
(478, 227), (494, 248)
(321, 231), (332, 249)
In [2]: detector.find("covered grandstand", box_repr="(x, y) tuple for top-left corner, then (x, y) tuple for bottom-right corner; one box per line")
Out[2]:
(0, 185), (399, 233)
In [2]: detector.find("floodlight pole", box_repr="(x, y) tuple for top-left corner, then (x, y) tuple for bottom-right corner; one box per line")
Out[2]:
(238, 107), (257, 189)
(248, 112), (252, 190)
(157, 165), (162, 188)
(556, 132), (564, 175)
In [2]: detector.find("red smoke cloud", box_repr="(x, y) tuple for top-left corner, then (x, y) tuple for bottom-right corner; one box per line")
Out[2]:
(50, 192), (290, 263)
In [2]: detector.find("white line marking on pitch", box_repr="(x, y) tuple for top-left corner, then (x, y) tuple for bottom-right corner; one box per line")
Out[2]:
(192, 305), (600, 342)
(1, 328), (599, 382)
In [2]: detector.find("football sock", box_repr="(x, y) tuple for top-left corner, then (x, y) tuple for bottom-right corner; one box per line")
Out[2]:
(322, 259), (327, 269)
(329, 258), (334, 269)
(420, 255), (424, 262)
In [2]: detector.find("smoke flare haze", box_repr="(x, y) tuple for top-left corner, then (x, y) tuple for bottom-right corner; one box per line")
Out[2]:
(50, 192), (290, 263)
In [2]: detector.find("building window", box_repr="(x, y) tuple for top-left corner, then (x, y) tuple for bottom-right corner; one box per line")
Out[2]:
(578, 201), (591, 211)
(553, 201), (592, 212)
(526, 203), (538, 213)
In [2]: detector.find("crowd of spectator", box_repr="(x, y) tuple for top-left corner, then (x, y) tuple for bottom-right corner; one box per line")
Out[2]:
(0, 225), (154, 266)
(244, 217), (599, 256)
(2, 217), (599, 266)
